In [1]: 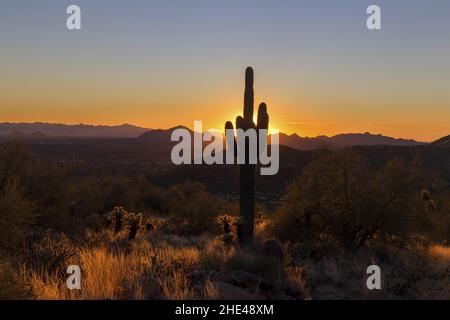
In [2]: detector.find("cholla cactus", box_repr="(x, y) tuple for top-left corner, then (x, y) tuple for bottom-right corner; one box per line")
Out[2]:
(421, 190), (431, 202)
(220, 233), (234, 249)
(217, 215), (237, 248)
(108, 206), (127, 234)
(420, 190), (436, 213)
(217, 215), (235, 234)
(125, 212), (143, 240)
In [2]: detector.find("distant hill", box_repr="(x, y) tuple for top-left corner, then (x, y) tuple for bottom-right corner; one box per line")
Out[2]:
(0, 122), (150, 138)
(0, 122), (426, 150)
(433, 135), (450, 147)
(27, 131), (46, 138)
(136, 126), (191, 144)
(138, 127), (425, 150)
(278, 132), (425, 150)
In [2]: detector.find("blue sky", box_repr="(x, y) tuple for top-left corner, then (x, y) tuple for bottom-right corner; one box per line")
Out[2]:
(1, 0), (450, 141)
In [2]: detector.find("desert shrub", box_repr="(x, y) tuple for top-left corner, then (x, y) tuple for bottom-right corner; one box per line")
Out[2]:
(22, 161), (72, 230)
(0, 140), (35, 188)
(166, 181), (236, 235)
(227, 249), (283, 285)
(303, 245), (450, 299)
(0, 141), (37, 252)
(273, 149), (440, 250)
(66, 177), (108, 218)
(142, 183), (168, 212)
(92, 176), (144, 213)
(0, 182), (36, 251)
(286, 236), (342, 263)
(66, 175), (167, 224)
(0, 140), (78, 234)
(428, 193), (450, 244)
(259, 238), (285, 263)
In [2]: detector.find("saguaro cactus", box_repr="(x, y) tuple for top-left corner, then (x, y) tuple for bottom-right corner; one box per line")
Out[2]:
(225, 67), (269, 246)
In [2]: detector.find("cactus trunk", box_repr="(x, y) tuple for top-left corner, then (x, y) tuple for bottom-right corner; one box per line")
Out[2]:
(128, 226), (138, 240)
(238, 163), (256, 245)
(114, 219), (122, 235)
(239, 67), (256, 246)
(226, 67), (269, 247)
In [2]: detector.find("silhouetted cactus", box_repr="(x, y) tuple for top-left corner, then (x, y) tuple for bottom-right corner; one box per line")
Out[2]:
(421, 190), (436, 214)
(225, 67), (269, 246)
(125, 212), (143, 240)
(217, 215), (236, 248)
(109, 206), (127, 234)
(217, 215), (233, 234)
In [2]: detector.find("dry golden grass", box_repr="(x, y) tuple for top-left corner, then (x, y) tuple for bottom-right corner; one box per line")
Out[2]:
(22, 226), (450, 300)
(0, 261), (32, 299)
(285, 265), (310, 299)
(203, 279), (218, 299)
(200, 238), (236, 270)
(29, 230), (208, 300)
(298, 244), (450, 300)
(158, 271), (193, 299)
(31, 247), (147, 300)
(31, 273), (68, 300)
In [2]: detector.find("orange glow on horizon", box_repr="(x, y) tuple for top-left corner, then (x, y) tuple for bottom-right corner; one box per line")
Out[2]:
(1, 85), (449, 143)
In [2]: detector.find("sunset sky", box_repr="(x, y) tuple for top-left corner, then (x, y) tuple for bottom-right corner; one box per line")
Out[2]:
(1, 0), (450, 141)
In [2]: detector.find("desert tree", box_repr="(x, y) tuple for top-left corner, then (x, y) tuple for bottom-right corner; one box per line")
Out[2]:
(274, 149), (439, 250)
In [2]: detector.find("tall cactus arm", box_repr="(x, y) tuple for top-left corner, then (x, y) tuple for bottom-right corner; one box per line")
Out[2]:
(244, 66), (254, 123)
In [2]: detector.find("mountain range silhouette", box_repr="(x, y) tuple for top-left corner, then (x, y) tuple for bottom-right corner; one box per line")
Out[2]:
(0, 122), (437, 150)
